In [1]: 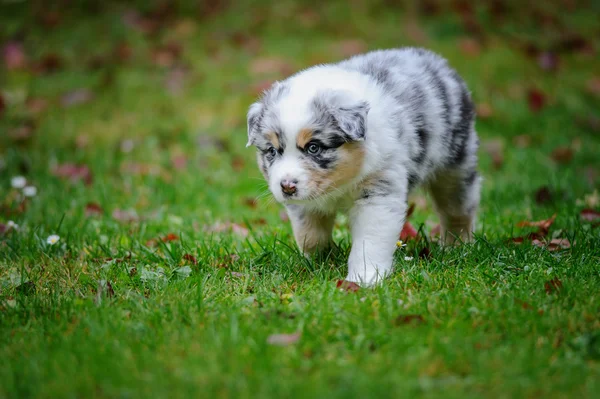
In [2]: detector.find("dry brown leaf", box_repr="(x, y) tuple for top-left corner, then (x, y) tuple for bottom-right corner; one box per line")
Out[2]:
(3, 41), (27, 70)
(516, 214), (556, 231)
(580, 208), (600, 223)
(544, 278), (562, 294)
(394, 314), (425, 326)
(267, 332), (301, 346)
(249, 56), (293, 76)
(551, 146), (574, 164)
(527, 88), (546, 112)
(85, 202), (104, 217)
(476, 102), (493, 119)
(52, 163), (93, 185)
(182, 254), (198, 265)
(513, 134), (532, 148)
(482, 139), (504, 169)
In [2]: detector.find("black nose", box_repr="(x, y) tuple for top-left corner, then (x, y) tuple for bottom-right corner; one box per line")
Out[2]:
(280, 179), (298, 196)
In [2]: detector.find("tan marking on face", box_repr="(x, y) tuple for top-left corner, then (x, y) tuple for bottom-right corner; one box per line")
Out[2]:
(306, 142), (365, 195)
(265, 131), (280, 149)
(296, 128), (313, 148)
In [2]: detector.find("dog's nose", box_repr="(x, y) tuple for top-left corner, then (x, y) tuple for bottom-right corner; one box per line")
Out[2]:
(280, 179), (298, 196)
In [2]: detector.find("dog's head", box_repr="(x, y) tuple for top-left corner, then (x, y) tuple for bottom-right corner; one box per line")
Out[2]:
(247, 82), (370, 203)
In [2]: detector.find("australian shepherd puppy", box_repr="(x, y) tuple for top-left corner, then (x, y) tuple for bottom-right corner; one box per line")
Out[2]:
(246, 47), (481, 285)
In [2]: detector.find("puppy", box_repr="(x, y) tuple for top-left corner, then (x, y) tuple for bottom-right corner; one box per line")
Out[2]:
(246, 47), (481, 285)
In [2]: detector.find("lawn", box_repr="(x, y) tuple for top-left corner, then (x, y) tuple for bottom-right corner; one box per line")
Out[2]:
(1, 1), (600, 398)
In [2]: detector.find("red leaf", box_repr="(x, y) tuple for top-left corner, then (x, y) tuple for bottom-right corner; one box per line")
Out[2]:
(267, 332), (301, 346)
(527, 89), (546, 112)
(533, 238), (571, 251)
(61, 89), (94, 108)
(394, 314), (425, 326)
(3, 41), (27, 70)
(580, 208), (600, 222)
(551, 146), (573, 164)
(243, 197), (258, 209)
(85, 202), (104, 217)
(537, 51), (559, 71)
(162, 233), (179, 242)
(534, 186), (553, 205)
(399, 222), (418, 241)
(183, 254), (198, 265)
(476, 102), (493, 119)
(204, 222), (249, 237)
(482, 139), (504, 169)
(544, 278), (563, 294)
(516, 214), (556, 231)
(249, 56), (294, 76)
(0, 93), (5, 116)
(35, 53), (63, 74)
(459, 37), (481, 56)
(52, 163), (93, 185)
(170, 154), (187, 170)
(112, 208), (138, 223)
(335, 39), (368, 58)
(336, 280), (360, 292)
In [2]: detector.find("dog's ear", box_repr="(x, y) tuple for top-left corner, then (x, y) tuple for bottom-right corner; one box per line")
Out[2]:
(246, 101), (264, 147)
(313, 91), (370, 142)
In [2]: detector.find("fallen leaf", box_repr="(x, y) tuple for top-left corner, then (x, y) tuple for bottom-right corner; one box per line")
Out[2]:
(476, 102), (493, 119)
(335, 39), (368, 57)
(459, 37), (481, 56)
(182, 254), (198, 265)
(170, 153), (187, 170)
(516, 214), (556, 232)
(34, 53), (63, 74)
(85, 202), (104, 217)
(551, 146), (573, 164)
(418, 246), (432, 259)
(482, 139), (504, 169)
(537, 51), (559, 71)
(394, 314), (425, 326)
(230, 31), (261, 54)
(162, 233), (179, 242)
(113, 41), (132, 62)
(399, 221), (418, 241)
(580, 208), (600, 222)
(165, 65), (189, 95)
(26, 97), (48, 114)
(151, 42), (182, 68)
(204, 222), (249, 237)
(0, 93), (5, 116)
(231, 156), (245, 171)
(112, 208), (139, 223)
(52, 163), (93, 185)
(515, 299), (533, 310)
(534, 237), (571, 251)
(404, 20), (429, 44)
(336, 280), (360, 292)
(586, 77), (600, 97)
(243, 197), (258, 209)
(513, 134), (532, 148)
(61, 89), (94, 107)
(249, 56), (293, 76)
(267, 332), (301, 346)
(544, 278), (562, 294)
(534, 186), (553, 205)
(3, 41), (27, 70)
(527, 88), (546, 112)
(405, 202), (416, 220)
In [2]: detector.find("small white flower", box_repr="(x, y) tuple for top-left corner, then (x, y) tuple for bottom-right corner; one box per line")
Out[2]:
(11, 176), (26, 189)
(7, 220), (18, 230)
(524, 265), (531, 272)
(396, 240), (406, 248)
(46, 234), (60, 245)
(404, 256), (414, 261)
(23, 186), (37, 197)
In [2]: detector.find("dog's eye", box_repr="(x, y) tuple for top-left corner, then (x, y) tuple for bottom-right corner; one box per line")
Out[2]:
(306, 143), (321, 155)
(268, 147), (277, 157)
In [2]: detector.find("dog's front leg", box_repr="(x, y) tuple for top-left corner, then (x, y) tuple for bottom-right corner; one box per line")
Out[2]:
(346, 189), (407, 286)
(286, 205), (335, 256)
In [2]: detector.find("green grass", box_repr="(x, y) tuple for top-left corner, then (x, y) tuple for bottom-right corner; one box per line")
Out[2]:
(1, 1), (600, 398)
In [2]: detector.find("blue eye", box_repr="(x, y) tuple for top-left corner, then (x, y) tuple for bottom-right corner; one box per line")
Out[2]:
(268, 147), (277, 157)
(307, 143), (321, 155)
